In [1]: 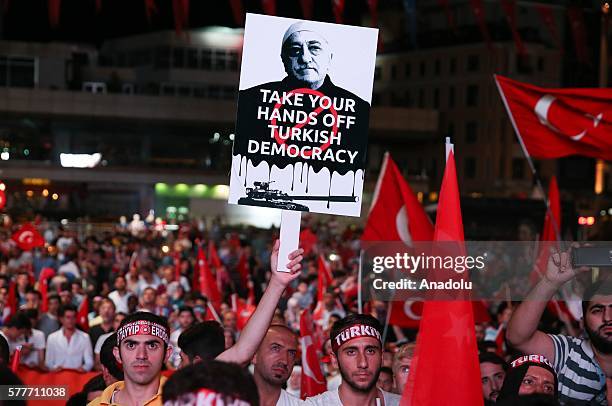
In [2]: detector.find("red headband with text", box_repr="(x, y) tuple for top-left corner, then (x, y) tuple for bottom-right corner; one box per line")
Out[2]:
(116, 320), (170, 345)
(331, 324), (382, 352)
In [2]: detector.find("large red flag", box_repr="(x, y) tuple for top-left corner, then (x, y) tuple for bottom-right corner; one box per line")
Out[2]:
(12, 223), (44, 251)
(362, 153), (433, 243)
(236, 251), (249, 288)
(299, 309), (327, 399)
(299, 228), (318, 256)
(495, 75), (612, 160)
(77, 297), (89, 332)
(231, 293), (255, 331)
(402, 151), (483, 406)
(389, 299), (423, 328)
(197, 246), (221, 308)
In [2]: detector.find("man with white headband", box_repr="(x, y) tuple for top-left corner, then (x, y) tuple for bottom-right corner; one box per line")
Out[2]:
(89, 242), (304, 406)
(305, 314), (400, 406)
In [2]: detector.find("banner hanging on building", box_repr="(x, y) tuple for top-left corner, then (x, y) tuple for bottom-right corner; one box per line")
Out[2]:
(229, 14), (378, 216)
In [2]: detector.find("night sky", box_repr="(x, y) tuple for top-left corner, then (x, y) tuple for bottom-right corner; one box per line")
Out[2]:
(2, 0), (372, 46)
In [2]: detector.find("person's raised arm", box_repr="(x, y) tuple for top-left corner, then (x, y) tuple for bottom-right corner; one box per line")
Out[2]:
(216, 240), (302, 366)
(506, 251), (588, 363)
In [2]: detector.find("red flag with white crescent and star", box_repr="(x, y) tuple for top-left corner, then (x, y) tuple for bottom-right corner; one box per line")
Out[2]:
(361, 153), (433, 243)
(495, 75), (612, 160)
(77, 297), (89, 332)
(299, 309), (327, 399)
(12, 223), (44, 251)
(401, 151), (483, 406)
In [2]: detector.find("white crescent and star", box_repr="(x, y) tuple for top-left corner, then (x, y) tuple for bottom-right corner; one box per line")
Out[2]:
(18, 231), (34, 244)
(534, 94), (603, 142)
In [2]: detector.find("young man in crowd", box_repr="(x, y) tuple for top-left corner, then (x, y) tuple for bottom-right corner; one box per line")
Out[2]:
(305, 314), (400, 406)
(480, 352), (507, 405)
(18, 309), (46, 369)
(162, 360), (259, 406)
(94, 312), (127, 369)
(89, 298), (116, 349)
(377, 367), (394, 393)
(506, 251), (607, 404)
(177, 321), (226, 366)
(391, 343), (414, 394)
(0, 313), (29, 356)
(168, 306), (195, 369)
(108, 275), (132, 314)
(252, 324), (302, 405)
(99, 332), (123, 387)
(90, 242), (303, 405)
(45, 304), (94, 371)
(37, 293), (61, 338)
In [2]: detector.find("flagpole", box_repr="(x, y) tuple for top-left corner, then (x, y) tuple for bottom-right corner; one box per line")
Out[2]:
(382, 299), (393, 344)
(358, 249), (363, 314)
(493, 76), (562, 243)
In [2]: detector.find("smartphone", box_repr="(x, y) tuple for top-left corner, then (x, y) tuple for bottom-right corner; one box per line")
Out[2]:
(572, 247), (612, 267)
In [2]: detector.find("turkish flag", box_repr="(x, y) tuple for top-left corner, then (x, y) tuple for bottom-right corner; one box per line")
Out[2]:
(299, 309), (327, 399)
(331, 0), (344, 24)
(172, 0), (189, 36)
(316, 255), (332, 302)
(10, 345), (21, 372)
(12, 223), (44, 251)
(299, 0), (313, 20)
(196, 246), (221, 309)
(144, 0), (157, 22)
(4, 281), (17, 324)
(389, 299), (423, 328)
(531, 176), (561, 283)
(500, 0), (526, 55)
(77, 297), (89, 332)
(236, 252), (249, 288)
(299, 228), (318, 256)
(362, 153), (433, 243)
(495, 75), (612, 160)
(39, 267), (56, 313)
(228, 0), (244, 26)
(209, 241), (223, 269)
(261, 0), (275, 15)
(231, 293), (255, 331)
(402, 151), (483, 406)
(48, 0), (61, 27)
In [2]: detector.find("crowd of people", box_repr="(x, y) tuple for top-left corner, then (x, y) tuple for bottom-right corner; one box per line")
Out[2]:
(0, 214), (609, 406)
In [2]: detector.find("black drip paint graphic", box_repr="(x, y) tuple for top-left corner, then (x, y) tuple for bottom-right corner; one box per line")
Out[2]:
(291, 165), (295, 191)
(239, 156), (243, 177)
(327, 175), (332, 209)
(352, 171), (356, 197)
(244, 159), (249, 187)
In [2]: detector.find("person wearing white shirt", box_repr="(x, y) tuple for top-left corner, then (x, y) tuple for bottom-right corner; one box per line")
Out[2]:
(253, 325), (303, 406)
(18, 309), (46, 369)
(107, 275), (132, 314)
(305, 314), (400, 406)
(45, 304), (93, 371)
(168, 306), (196, 369)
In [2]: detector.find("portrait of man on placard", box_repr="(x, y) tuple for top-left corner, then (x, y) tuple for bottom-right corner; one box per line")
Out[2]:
(229, 15), (378, 216)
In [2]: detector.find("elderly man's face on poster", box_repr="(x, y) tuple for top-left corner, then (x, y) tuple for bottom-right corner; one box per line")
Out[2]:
(282, 30), (332, 89)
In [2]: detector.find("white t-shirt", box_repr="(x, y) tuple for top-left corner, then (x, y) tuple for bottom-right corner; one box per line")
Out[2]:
(305, 388), (400, 406)
(94, 332), (113, 355)
(17, 329), (46, 367)
(277, 389), (304, 406)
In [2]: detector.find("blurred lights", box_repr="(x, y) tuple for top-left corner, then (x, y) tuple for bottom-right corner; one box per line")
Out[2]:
(578, 216), (595, 226)
(1, 151), (9, 161)
(60, 153), (102, 168)
(161, 245), (170, 253)
(42, 189), (49, 197)
(51, 193), (59, 200)
(26, 190), (33, 197)
(0, 183), (5, 191)
(329, 253), (340, 261)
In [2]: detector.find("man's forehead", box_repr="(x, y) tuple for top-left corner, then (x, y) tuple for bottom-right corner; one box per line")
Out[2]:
(121, 334), (163, 344)
(265, 329), (298, 347)
(339, 335), (381, 350)
(588, 294), (612, 307)
(286, 31), (328, 46)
